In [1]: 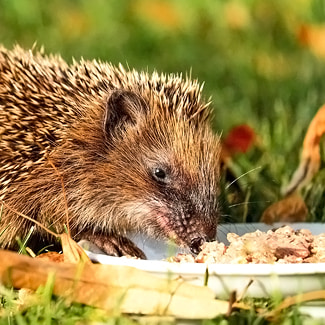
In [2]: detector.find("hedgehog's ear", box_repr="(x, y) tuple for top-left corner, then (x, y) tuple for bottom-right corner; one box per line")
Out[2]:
(103, 90), (148, 138)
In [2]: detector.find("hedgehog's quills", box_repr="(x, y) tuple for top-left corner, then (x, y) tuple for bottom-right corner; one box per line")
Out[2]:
(0, 46), (221, 258)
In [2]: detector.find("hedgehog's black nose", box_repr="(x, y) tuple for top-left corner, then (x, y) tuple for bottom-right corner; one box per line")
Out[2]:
(190, 236), (205, 254)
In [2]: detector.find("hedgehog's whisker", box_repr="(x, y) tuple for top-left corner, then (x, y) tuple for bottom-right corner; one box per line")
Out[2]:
(219, 214), (235, 223)
(225, 166), (262, 190)
(228, 200), (270, 209)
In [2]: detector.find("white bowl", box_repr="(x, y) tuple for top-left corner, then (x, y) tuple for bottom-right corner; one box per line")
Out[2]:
(86, 223), (325, 299)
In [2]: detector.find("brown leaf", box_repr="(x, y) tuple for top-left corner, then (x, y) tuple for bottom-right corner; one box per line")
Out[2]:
(284, 104), (325, 195)
(260, 193), (308, 224)
(0, 250), (231, 319)
(36, 233), (92, 264)
(60, 233), (91, 264)
(36, 252), (64, 263)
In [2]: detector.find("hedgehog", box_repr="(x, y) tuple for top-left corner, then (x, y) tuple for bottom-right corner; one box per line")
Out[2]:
(0, 45), (221, 258)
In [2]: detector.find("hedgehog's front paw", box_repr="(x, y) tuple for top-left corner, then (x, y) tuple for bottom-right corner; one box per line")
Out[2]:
(78, 232), (146, 259)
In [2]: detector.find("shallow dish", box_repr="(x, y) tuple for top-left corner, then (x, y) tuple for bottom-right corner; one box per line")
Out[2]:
(86, 223), (325, 298)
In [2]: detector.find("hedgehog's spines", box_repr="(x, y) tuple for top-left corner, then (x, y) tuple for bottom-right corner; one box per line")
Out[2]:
(0, 45), (220, 255)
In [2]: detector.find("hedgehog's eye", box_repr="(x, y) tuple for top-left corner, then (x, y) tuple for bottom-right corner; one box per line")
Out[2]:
(153, 167), (167, 183)
(154, 168), (166, 179)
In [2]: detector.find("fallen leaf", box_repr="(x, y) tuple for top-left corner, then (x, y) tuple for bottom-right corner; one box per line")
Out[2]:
(60, 233), (91, 264)
(260, 193), (308, 224)
(283, 104), (325, 196)
(221, 124), (256, 163)
(0, 250), (231, 319)
(36, 234), (91, 264)
(37, 252), (64, 263)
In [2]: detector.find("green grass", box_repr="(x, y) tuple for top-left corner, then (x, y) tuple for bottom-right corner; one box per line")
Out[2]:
(0, 282), (130, 325)
(1, 0), (325, 323)
(0, 281), (322, 325)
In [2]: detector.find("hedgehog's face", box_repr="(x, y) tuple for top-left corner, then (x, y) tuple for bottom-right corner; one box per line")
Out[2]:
(102, 90), (221, 254)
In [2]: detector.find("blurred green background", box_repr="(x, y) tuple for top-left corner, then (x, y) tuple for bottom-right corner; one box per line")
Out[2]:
(1, 0), (325, 222)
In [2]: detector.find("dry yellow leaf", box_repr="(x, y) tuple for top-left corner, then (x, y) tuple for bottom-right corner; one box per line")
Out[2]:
(0, 250), (230, 319)
(60, 233), (91, 264)
(260, 193), (308, 224)
(284, 104), (325, 195)
(36, 252), (64, 263)
(36, 234), (90, 264)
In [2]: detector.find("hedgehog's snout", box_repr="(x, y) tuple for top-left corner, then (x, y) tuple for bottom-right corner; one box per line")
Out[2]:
(189, 218), (217, 254)
(189, 236), (205, 254)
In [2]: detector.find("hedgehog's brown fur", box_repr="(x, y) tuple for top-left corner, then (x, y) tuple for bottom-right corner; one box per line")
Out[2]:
(0, 45), (221, 258)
